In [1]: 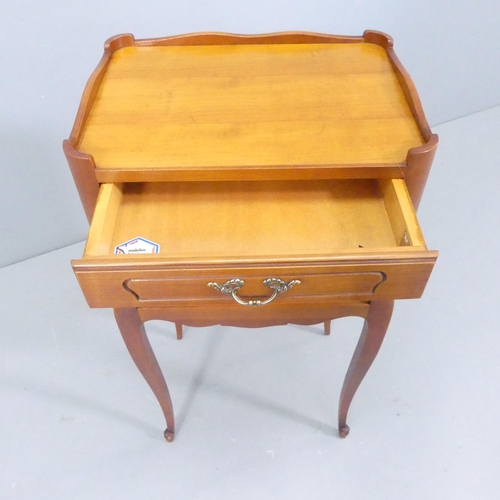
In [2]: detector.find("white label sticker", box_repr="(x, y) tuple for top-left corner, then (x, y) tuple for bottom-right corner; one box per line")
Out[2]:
(115, 237), (160, 255)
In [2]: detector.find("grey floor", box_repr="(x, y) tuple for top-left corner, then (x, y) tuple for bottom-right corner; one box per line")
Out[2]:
(1, 106), (500, 499)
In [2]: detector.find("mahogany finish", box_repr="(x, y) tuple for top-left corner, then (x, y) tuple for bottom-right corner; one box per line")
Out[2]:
(65, 31), (438, 442)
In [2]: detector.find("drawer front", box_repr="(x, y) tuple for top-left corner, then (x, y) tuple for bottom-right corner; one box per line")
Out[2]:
(73, 255), (437, 308)
(124, 271), (385, 303)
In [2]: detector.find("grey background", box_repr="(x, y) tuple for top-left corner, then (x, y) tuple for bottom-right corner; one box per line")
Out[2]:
(1, 0), (500, 267)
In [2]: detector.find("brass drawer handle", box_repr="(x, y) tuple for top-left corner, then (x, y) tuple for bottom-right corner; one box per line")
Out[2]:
(207, 278), (301, 306)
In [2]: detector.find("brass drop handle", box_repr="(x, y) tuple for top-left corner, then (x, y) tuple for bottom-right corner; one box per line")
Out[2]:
(207, 278), (301, 306)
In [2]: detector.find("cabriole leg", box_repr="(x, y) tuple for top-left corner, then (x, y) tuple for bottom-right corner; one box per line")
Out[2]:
(338, 300), (394, 438)
(114, 308), (175, 442)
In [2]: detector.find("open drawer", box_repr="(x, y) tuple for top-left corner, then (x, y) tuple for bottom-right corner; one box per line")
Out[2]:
(72, 179), (437, 308)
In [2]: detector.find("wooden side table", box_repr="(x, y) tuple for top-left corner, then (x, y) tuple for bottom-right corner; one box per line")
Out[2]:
(64, 30), (438, 442)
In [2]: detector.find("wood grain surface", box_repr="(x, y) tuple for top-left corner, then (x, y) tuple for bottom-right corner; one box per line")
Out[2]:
(77, 43), (424, 171)
(83, 178), (426, 260)
(65, 31), (438, 441)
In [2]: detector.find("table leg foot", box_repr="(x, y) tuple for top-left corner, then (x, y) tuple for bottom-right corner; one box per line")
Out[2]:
(339, 425), (350, 438)
(164, 429), (175, 442)
(337, 300), (394, 437)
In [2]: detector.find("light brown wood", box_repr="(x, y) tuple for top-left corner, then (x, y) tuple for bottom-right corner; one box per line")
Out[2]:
(386, 45), (431, 141)
(65, 31), (438, 441)
(82, 179), (427, 260)
(83, 183), (122, 255)
(72, 177), (436, 309)
(93, 163), (406, 184)
(69, 34), (135, 144)
(379, 178), (425, 246)
(66, 30), (434, 185)
(76, 42), (423, 174)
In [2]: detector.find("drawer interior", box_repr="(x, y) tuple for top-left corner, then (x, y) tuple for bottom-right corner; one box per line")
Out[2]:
(84, 179), (427, 260)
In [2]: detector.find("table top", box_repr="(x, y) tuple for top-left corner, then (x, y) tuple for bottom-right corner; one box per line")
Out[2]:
(75, 37), (425, 174)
